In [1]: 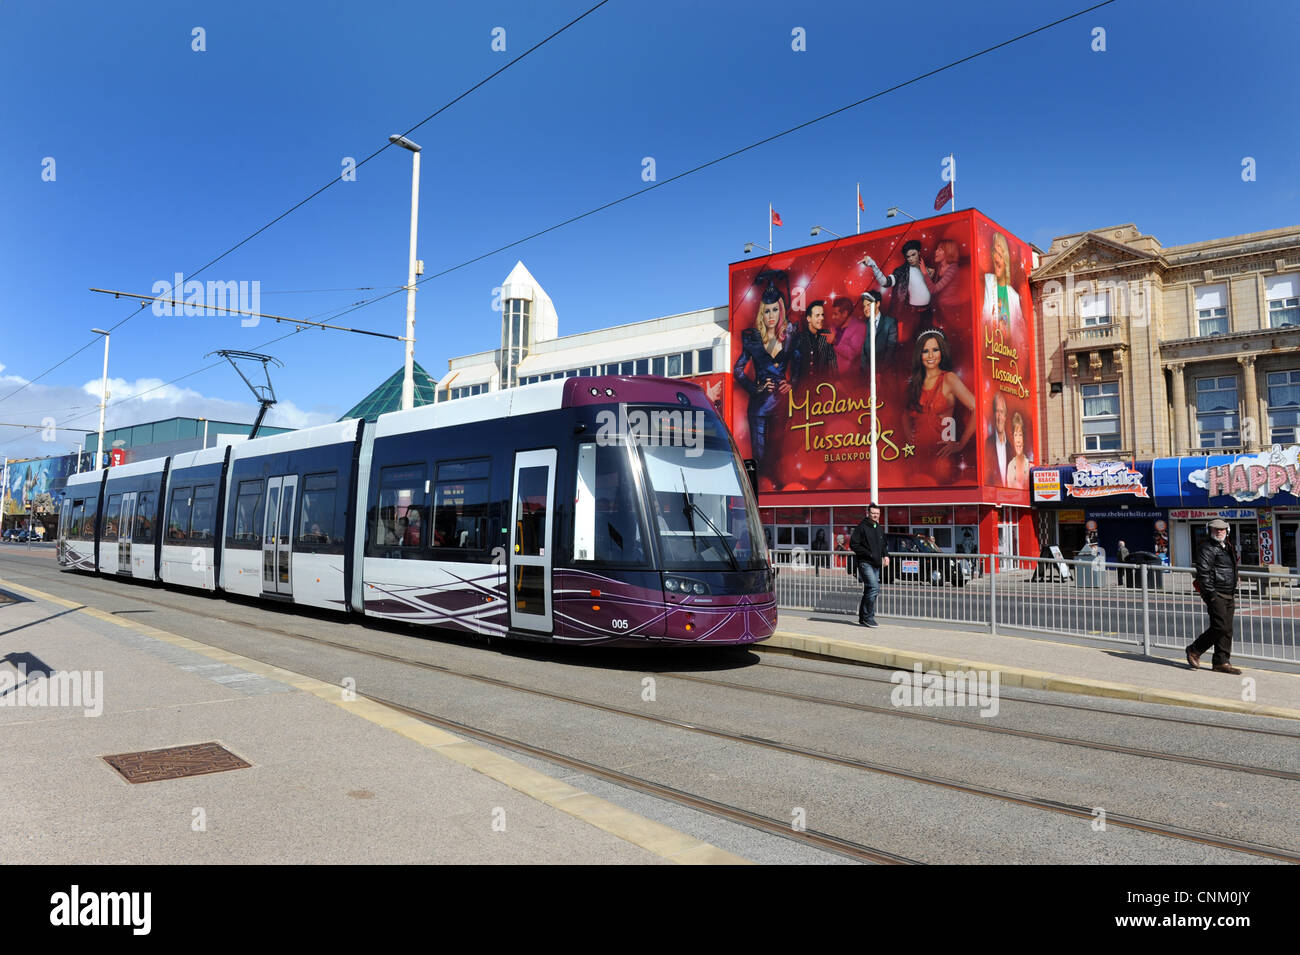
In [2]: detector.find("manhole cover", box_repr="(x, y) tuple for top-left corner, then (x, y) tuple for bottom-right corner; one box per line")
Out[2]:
(103, 742), (250, 784)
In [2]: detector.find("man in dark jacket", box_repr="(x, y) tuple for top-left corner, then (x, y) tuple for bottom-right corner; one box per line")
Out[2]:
(850, 504), (889, 627)
(1186, 520), (1243, 674)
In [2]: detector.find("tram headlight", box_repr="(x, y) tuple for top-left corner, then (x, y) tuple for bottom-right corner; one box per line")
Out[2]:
(664, 577), (709, 595)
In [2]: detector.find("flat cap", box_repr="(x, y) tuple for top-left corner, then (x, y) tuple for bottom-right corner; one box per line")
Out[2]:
(1208, 519), (1230, 530)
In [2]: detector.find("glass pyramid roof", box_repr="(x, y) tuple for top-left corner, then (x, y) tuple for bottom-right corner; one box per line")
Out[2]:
(339, 361), (439, 422)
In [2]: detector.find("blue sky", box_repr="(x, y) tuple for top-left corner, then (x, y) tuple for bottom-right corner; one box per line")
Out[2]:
(2, 0), (1297, 457)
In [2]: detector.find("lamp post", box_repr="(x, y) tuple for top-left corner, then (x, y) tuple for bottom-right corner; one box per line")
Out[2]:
(389, 134), (422, 411)
(91, 328), (110, 471)
(886, 206), (917, 222)
(867, 297), (879, 503)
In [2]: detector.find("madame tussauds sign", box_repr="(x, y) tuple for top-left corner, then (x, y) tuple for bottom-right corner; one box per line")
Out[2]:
(1190, 446), (1300, 502)
(1066, 461), (1148, 499)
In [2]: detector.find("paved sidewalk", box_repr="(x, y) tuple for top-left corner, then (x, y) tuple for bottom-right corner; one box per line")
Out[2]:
(768, 611), (1300, 721)
(0, 580), (743, 864)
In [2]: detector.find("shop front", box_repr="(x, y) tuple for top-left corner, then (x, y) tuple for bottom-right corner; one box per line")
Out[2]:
(1153, 447), (1300, 571)
(1030, 460), (1167, 561)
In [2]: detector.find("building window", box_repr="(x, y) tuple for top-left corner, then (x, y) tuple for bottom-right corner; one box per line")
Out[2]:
(1268, 370), (1300, 444)
(1078, 289), (1110, 328)
(652, 356), (665, 376)
(697, 348), (714, 373)
(1195, 375), (1240, 448)
(1080, 381), (1121, 451)
(1267, 274), (1299, 328)
(635, 358), (649, 375)
(1195, 284), (1229, 336)
(499, 298), (531, 388)
(666, 354), (681, 377)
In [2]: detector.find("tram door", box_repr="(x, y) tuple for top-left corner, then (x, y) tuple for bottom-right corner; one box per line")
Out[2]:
(509, 449), (556, 633)
(263, 475), (297, 595)
(118, 493), (136, 576)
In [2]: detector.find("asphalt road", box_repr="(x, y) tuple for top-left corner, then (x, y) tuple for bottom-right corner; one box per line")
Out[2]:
(4, 547), (1299, 864)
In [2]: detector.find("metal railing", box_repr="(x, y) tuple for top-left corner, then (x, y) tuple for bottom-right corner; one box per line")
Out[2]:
(773, 550), (1300, 663)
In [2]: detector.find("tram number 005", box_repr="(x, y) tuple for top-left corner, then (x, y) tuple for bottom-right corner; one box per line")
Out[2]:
(611, 619), (630, 630)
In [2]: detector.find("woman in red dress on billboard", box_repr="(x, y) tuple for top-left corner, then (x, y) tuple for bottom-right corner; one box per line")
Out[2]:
(902, 331), (977, 483)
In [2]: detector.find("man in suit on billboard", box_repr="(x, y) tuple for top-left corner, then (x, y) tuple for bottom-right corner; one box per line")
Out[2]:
(985, 392), (1010, 485)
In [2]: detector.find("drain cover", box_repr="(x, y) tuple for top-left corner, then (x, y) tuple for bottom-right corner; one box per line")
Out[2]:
(103, 742), (251, 784)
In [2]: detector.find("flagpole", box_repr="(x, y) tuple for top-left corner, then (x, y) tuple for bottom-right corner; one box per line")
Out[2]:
(856, 183), (861, 234)
(950, 154), (956, 212)
(769, 203), (773, 250)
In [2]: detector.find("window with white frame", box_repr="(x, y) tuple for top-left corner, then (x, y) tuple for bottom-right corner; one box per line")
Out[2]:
(1195, 284), (1229, 337)
(1267, 274), (1299, 328)
(1195, 375), (1240, 448)
(1267, 369), (1300, 445)
(1080, 381), (1121, 451)
(1078, 289), (1111, 328)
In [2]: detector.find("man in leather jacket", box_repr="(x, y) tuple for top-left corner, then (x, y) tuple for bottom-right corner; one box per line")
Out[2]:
(850, 504), (889, 627)
(1186, 520), (1243, 674)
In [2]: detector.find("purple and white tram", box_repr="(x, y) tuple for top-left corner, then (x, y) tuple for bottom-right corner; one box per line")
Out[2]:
(58, 377), (777, 647)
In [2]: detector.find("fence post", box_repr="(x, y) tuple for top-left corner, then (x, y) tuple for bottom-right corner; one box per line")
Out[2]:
(989, 552), (997, 636)
(1140, 563), (1151, 656)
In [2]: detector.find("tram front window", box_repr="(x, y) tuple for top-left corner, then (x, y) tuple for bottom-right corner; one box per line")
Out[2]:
(641, 444), (765, 571)
(573, 443), (649, 566)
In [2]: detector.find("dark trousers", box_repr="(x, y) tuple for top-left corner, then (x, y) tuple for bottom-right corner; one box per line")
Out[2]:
(858, 562), (881, 623)
(1190, 592), (1235, 665)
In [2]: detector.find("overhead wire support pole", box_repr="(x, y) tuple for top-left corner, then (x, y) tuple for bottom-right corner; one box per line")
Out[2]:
(87, 289), (412, 342)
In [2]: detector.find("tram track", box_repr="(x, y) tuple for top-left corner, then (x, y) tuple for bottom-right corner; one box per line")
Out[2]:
(9, 561), (1300, 863)
(752, 656), (1300, 737)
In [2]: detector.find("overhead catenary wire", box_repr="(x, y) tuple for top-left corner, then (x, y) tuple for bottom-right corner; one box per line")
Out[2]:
(0, 0), (613, 407)
(2, 0), (1115, 448)
(311, 0), (1120, 328)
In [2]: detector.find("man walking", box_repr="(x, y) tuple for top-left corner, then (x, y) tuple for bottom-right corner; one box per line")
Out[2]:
(1186, 520), (1243, 674)
(850, 503), (889, 627)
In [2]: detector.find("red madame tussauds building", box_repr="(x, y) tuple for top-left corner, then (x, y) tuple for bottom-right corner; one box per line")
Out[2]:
(726, 208), (1040, 563)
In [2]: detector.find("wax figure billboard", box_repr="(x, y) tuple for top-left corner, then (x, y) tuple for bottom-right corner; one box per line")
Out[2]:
(727, 209), (1037, 500)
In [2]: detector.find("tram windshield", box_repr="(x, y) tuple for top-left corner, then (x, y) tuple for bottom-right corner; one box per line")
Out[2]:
(640, 443), (767, 571)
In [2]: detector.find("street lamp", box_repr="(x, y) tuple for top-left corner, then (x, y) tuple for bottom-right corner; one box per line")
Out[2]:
(810, 225), (843, 239)
(743, 241), (772, 255)
(389, 134), (422, 411)
(886, 206), (917, 222)
(91, 328), (110, 471)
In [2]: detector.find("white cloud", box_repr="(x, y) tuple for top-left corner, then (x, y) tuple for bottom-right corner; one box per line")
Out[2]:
(0, 371), (339, 460)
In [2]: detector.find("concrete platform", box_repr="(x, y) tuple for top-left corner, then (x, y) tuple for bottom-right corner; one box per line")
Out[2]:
(769, 611), (1300, 721)
(0, 578), (746, 865)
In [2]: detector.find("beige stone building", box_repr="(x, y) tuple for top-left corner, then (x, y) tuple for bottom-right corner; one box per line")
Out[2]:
(1032, 223), (1300, 462)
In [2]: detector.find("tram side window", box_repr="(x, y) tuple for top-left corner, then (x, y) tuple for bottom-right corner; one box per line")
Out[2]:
(135, 492), (155, 544)
(69, 501), (84, 539)
(369, 465), (426, 557)
(189, 485), (216, 542)
(103, 494), (123, 542)
(298, 473), (338, 546)
(167, 486), (193, 543)
(573, 443), (647, 565)
(431, 459), (490, 552)
(81, 498), (98, 540)
(233, 480), (264, 545)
